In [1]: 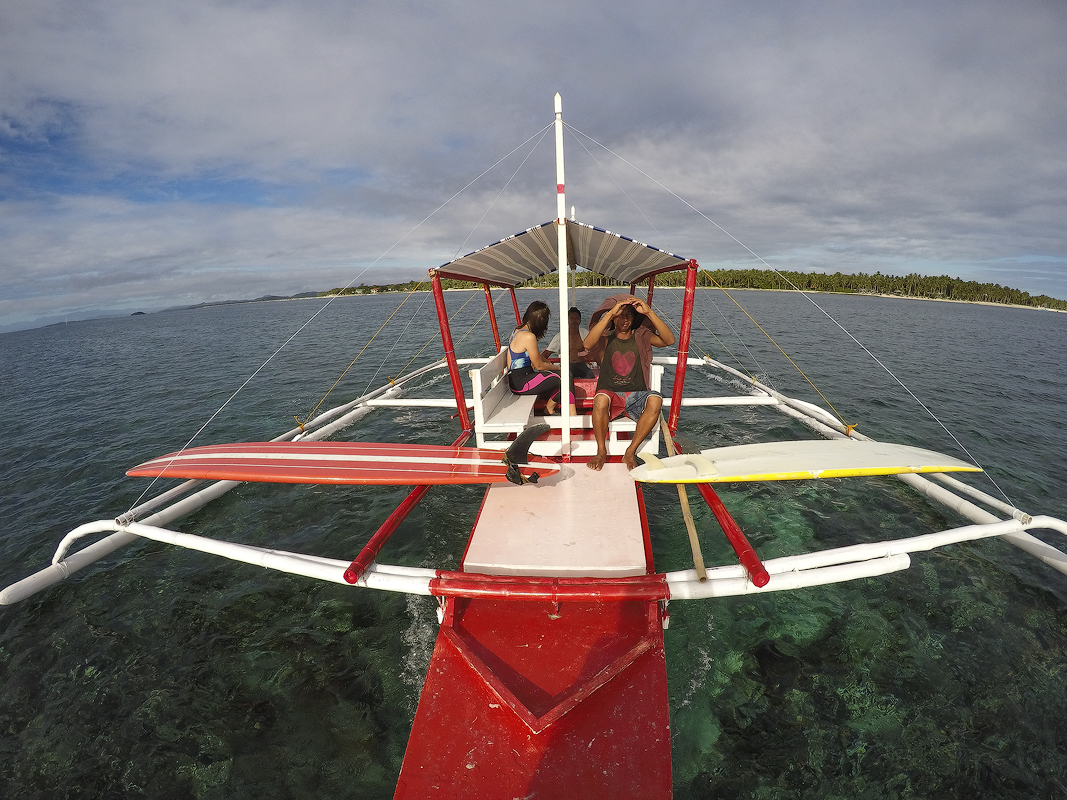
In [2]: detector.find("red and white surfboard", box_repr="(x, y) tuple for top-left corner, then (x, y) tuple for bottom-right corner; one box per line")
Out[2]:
(127, 441), (558, 486)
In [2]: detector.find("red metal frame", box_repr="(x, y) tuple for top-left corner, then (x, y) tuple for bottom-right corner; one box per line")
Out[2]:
(483, 283), (501, 352)
(621, 264), (694, 286)
(646, 275), (655, 305)
(509, 287), (521, 324)
(429, 572), (669, 602)
(342, 429), (471, 584)
(433, 270), (518, 290)
(429, 269), (472, 432)
(667, 260), (698, 435)
(635, 483), (656, 573)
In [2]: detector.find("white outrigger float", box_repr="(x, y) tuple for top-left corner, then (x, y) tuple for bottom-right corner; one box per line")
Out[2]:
(4, 95), (1067, 798)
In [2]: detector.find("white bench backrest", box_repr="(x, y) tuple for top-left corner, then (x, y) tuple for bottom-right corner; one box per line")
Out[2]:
(470, 348), (509, 427)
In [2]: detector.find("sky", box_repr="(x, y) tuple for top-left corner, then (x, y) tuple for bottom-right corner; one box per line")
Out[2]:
(1, 0), (1065, 331)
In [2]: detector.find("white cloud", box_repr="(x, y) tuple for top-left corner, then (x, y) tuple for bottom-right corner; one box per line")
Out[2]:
(2, 0), (1066, 329)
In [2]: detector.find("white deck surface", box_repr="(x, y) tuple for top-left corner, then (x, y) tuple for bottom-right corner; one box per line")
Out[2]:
(462, 463), (648, 578)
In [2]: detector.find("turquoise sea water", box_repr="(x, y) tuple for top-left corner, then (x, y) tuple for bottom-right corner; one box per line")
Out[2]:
(1, 289), (1066, 798)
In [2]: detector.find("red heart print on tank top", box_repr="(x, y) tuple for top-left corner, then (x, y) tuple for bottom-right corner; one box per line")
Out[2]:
(611, 350), (636, 377)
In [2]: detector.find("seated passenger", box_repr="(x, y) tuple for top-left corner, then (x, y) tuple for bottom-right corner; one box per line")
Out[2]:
(541, 306), (595, 379)
(508, 301), (576, 416)
(583, 295), (675, 470)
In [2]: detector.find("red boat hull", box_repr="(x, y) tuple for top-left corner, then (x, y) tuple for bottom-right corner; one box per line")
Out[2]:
(395, 596), (671, 798)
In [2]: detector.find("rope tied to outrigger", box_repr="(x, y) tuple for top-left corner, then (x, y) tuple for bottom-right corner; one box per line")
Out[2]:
(701, 272), (859, 436)
(296, 285), (426, 428)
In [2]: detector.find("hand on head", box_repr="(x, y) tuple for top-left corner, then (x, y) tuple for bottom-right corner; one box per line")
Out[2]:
(629, 298), (650, 315)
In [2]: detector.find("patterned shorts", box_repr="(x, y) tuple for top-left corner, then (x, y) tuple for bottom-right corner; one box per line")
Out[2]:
(595, 388), (660, 421)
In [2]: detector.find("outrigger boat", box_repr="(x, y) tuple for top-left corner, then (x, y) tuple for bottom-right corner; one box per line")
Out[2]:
(4, 95), (1067, 797)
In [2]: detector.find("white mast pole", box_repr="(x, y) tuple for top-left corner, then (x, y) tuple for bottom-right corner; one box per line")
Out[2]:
(569, 205), (577, 308)
(554, 93), (572, 456)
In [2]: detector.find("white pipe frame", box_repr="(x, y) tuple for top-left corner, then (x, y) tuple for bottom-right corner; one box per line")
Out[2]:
(693, 354), (1067, 578)
(5, 338), (1067, 604)
(11, 513), (1065, 608)
(0, 359), (475, 604)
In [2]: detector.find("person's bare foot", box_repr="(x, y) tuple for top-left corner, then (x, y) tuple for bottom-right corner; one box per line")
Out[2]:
(544, 399), (557, 415)
(622, 449), (638, 471)
(588, 451), (606, 470)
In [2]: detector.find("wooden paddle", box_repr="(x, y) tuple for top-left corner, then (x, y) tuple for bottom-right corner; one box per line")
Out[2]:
(658, 416), (707, 582)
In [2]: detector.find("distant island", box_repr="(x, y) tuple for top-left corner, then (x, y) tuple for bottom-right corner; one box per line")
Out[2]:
(172, 291), (323, 311)
(320, 269), (1067, 311)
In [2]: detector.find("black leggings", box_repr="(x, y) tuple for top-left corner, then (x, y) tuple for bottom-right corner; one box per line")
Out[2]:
(508, 367), (574, 404)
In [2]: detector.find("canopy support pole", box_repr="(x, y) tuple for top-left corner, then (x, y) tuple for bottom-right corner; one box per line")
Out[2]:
(509, 288), (521, 325)
(429, 269), (471, 432)
(667, 260), (699, 434)
(483, 283), (501, 352)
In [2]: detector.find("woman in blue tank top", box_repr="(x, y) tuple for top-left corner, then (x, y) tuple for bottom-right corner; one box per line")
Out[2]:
(507, 301), (575, 416)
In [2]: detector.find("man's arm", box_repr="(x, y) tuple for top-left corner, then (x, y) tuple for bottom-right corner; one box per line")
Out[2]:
(583, 302), (624, 349)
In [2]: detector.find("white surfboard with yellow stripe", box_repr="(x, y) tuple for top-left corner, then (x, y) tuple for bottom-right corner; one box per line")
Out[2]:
(631, 439), (981, 484)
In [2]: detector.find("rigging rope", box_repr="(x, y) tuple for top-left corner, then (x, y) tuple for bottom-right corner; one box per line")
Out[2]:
(358, 289), (435, 394)
(281, 124), (556, 423)
(701, 272), (855, 433)
(372, 287), (485, 392)
(565, 120), (1011, 502)
(451, 128), (553, 262)
(655, 287), (779, 391)
(298, 285), (427, 428)
(129, 122), (555, 505)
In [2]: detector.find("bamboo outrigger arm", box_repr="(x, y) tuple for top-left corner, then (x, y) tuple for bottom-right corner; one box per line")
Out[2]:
(713, 354), (1067, 579)
(7, 514), (1065, 606)
(0, 361), (474, 605)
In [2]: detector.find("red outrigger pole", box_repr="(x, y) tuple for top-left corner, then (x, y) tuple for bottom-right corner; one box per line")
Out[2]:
(342, 429), (472, 585)
(340, 270), (486, 586)
(650, 259), (767, 586)
(696, 483), (771, 587)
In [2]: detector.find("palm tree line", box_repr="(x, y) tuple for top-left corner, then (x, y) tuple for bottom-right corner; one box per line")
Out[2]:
(322, 268), (1066, 311)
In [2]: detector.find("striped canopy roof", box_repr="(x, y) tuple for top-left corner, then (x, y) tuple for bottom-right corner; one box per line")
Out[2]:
(435, 220), (690, 287)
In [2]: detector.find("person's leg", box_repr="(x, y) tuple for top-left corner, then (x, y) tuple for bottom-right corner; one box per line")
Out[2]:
(547, 387), (578, 416)
(511, 372), (562, 414)
(623, 393), (662, 471)
(588, 392), (612, 470)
